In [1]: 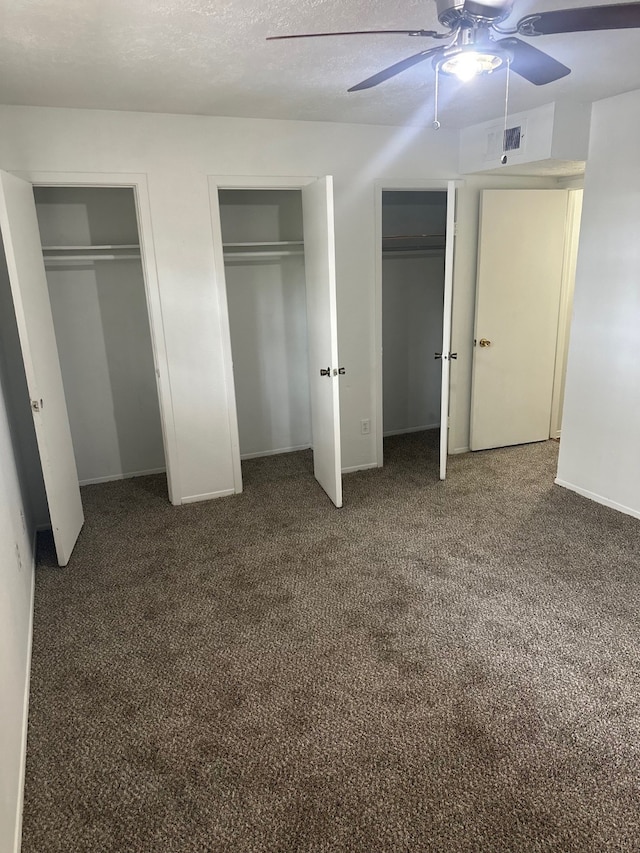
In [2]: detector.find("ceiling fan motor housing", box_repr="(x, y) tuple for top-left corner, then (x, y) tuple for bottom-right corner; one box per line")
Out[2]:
(435, 0), (515, 28)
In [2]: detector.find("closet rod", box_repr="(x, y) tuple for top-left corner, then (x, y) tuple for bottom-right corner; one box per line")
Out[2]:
(382, 248), (445, 255)
(382, 235), (446, 254)
(383, 234), (446, 240)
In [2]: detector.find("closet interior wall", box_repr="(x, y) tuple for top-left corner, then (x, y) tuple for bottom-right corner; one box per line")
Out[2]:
(33, 186), (165, 487)
(382, 191), (447, 437)
(219, 189), (312, 460)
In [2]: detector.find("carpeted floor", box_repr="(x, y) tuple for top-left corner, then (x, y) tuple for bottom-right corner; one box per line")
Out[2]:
(22, 433), (640, 852)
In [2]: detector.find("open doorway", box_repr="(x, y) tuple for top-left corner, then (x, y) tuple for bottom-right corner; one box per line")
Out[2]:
(210, 177), (343, 508)
(382, 190), (447, 447)
(33, 186), (168, 492)
(219, 189), (312, 463)
(376, 182), (457, 481)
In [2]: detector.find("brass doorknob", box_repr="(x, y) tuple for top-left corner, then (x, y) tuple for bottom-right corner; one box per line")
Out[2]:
(479, 338), (492, 347)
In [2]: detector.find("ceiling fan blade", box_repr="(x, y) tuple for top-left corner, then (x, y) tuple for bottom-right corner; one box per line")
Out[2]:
(517, 3), (640, 36)
(267, 29), (439, 41)
(498, 37), (572, 85)
(348, 47), (444, 91)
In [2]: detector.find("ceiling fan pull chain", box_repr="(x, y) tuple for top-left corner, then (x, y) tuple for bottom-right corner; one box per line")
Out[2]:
(433, 62), (441, 130)
(501, 57), (512, 164)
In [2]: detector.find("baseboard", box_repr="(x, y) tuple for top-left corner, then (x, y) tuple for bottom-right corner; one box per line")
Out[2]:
(342, 462), (378, 474)
(383, 424), (439, 437)
(79, 467), (166, 486)
(181, 488), (235, 505)
(13, 534), (36, 853)
(449, 446), (470, 455)
(555, 478), (640, 521)
(240, 445), (311, 460)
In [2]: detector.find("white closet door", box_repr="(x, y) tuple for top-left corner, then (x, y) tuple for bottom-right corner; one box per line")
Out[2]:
(302, 176), (342, 508)
(439, 181), (457, 480)
(0, 170), (83, 565)
(470, 189), (569, 451)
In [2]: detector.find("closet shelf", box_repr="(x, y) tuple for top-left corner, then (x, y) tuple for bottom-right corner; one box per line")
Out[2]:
(223, 241), (303, 248)
(224, 251), (304, 261)
(222, 241), (304, 262)
(41, 244), (140, 250)
(42, 244), (141, 263)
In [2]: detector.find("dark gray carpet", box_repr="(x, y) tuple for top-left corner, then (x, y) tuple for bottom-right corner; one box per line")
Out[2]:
(22, 434), (640, 852)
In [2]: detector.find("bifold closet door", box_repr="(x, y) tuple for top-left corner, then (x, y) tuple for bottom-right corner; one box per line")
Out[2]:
(301, 176), (342, 508)
(0, 170), (83, 566)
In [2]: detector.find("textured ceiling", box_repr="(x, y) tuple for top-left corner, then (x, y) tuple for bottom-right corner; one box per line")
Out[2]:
(1, 0), (640, 129)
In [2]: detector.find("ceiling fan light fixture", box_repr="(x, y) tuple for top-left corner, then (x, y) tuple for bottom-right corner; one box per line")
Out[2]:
(440, 50), (504, 81)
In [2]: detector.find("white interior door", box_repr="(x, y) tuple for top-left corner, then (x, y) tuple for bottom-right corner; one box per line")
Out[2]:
(302, 176), (342, 508)
(0, 170), (83, 565)
(470, 189), (569, 451)
(439, 181), (457, 480)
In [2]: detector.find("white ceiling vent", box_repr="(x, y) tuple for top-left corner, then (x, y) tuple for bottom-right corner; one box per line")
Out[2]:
(484, 120), (527, 162)
(460, 103), (591, 175)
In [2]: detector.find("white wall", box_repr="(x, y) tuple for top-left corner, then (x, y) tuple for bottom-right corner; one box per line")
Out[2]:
(218, 189), (304, 244)
(557, 89), (640, 518)
(226, 256), (311, 457)
(0, 106), (461, 500)
(382, 254), (444, 434)
(45, 260), (166, 483)
(0, 249), (37, 853)
(34, 187), (165, 485)
(0, 105), (562, 501)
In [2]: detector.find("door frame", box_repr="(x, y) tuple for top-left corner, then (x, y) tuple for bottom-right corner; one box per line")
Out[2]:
(374, 178), (461, 469)
(21, 170), (180, 505)
(208, 174), (328, 495)
(550, 188), (583, 439)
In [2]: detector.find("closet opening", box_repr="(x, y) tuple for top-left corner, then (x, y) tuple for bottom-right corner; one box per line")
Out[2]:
(33, 185), (169, 496)
(218, 188), (313, 481)
(381, 189), (448, 475)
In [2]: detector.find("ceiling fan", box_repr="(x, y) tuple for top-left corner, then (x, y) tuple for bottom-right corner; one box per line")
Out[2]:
(267, 1), (640, 91)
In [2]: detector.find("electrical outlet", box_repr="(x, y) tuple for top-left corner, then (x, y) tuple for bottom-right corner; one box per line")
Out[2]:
(361, 418), (371, 435)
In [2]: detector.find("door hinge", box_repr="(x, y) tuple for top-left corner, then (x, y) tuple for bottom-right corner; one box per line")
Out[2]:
(333, 367), (346, 376)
